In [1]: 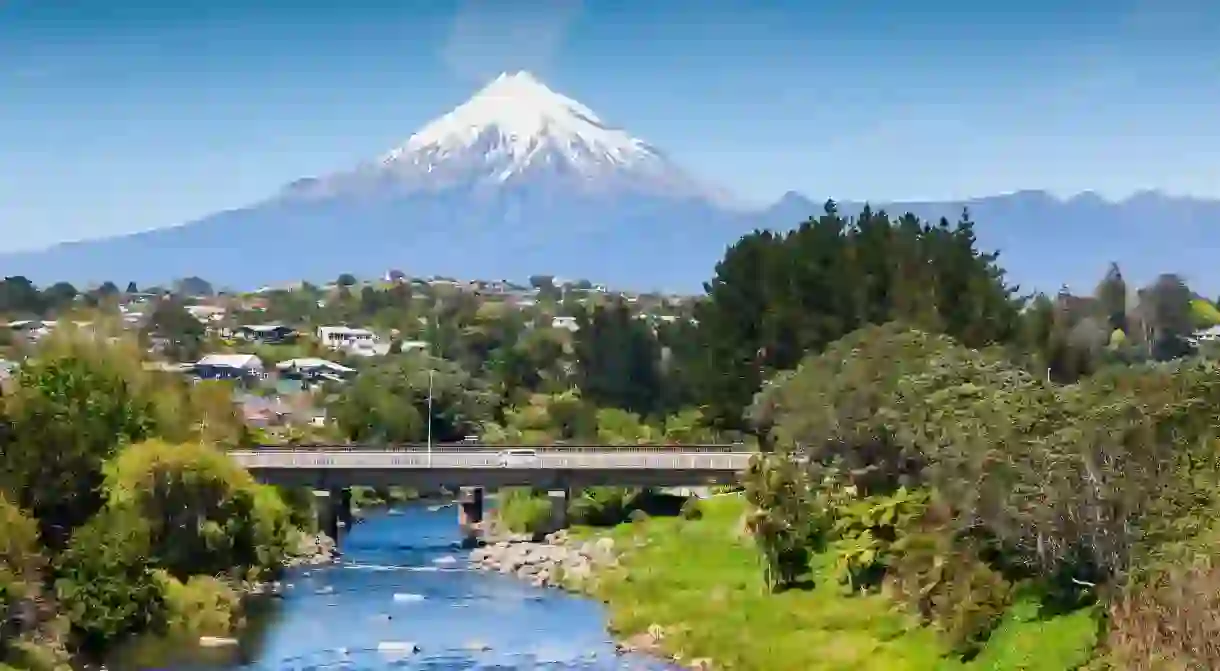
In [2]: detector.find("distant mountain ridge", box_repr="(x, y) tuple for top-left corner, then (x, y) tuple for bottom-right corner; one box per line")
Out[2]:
(3, 72), (1218, 295)
(759, 190), (1220, 297)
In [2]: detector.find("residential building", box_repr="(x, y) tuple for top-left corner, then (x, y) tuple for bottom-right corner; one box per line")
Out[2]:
(276, 357), (356, 383)
(193, 353), (265, 382)
(236, 323), (297, 344)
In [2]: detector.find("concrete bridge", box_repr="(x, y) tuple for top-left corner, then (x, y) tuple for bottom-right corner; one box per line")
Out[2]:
(229, 444), (754, 544)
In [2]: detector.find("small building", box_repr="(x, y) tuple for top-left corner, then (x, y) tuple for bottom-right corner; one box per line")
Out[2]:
(193, 353), (265, 382)
(186, 305), (227, 323)
(276, 357), (356, 383)
(551, 316), (579, 331)
(237, 324), (297, 344)
(317, 325), (375, 349)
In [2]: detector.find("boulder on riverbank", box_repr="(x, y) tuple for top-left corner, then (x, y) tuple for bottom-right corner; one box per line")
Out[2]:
(285, 531), (339, 567)
(468, 529), (618, 590)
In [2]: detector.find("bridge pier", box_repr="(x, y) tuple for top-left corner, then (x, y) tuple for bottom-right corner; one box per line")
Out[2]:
(457, 486), (484, 548)
(313, 488), (353, 542)
(547, 486), (572, 530)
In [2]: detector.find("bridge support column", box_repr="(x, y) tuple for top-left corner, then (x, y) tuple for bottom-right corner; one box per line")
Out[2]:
(313, 488), (352, 543)
(548, 487), (572, 530)
(457, 486), (484, 548)
(313, 490), (337, 542)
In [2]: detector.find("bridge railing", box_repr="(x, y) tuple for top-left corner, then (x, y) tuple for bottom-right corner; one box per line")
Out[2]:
(227, 450), (754, 471)
(249, 443), (748, 454)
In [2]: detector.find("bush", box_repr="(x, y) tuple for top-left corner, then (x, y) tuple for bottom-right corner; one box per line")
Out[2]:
(887, 524), (1011, 656)
(497, 488), (553, 535)
(53, 508), (164, 654)
(568, 487), (640, 526)
(156, 573), (242, 636)
(679, 498), (704, 521)
(103, 440), (294, 580)
(1107, 561), (1220, 669)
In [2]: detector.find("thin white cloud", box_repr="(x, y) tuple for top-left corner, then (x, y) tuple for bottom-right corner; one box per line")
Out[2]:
(441, 0), (583, 83)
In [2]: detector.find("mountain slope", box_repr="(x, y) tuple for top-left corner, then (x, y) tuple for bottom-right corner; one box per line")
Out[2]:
(762, 191), (1220, 296)
(2, 72), (748, 292)
(3, 72), (1219, 294)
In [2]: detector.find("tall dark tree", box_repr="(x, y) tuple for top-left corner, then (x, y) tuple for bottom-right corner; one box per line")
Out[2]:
(41, 282), (79, 313)
(173, 276), (214, 297)
(685, 202), (1021, 430)
(1143, 273), (1195, 361)
(573, 300), (663, 416)
(0, 276), (44, 315)
(1095, 262), (1128, 333)
(143, 298), (205, 362)
(0, 355), (155, 549)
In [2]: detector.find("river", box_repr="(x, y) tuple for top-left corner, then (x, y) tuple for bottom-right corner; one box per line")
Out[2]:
(106, 503), (675, 670)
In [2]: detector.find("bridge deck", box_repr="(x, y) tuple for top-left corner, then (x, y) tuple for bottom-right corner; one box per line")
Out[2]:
(228, 449), (753, 471)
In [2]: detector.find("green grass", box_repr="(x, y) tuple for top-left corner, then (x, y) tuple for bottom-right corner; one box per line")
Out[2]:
(575, 495), (1099, 671)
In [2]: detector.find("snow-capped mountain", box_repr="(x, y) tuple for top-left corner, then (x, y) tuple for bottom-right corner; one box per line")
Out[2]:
(285, 71), (724, 202)
(5, 71), (1220, 293)
(0, 72), (748, 291)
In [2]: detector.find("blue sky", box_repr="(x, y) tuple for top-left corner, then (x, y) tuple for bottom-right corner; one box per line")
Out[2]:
(2, 0), (1218, 251)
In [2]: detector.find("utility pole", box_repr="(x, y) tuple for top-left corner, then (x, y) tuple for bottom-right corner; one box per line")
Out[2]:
(426, 368), (434, 467)
(426, 300), (440, 467)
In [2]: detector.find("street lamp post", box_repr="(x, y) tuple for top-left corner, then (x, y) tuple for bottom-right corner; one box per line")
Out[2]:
(426, 368), (434, 467)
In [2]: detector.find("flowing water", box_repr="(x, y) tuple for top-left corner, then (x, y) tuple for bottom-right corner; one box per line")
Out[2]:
(107, 504), (675, 671)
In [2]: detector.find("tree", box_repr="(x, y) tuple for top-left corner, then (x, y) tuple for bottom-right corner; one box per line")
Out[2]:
(330, 354), (499, 444)
(336, 273), (357, 287)
(1095, 262), (1128, 332)
(103, 440), (293, 579)
(0, 351), (155, 549)
(52, 508), (164, 654)
(688, 203), (1020, 430)
(143, 297), (205, 362)
(0, 494), (51, 668)
(573, 300), (663, 416)
(1142, 274), (1194, 361)
(172, 276), (213, 298)
(528, 275), (555, 290)
(124, 282), (139, 295)
(0, 277), (43, 316)
(40, 282), (78, 313)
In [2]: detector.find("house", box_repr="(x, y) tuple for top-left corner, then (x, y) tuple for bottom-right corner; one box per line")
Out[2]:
(1189, 325), (1220, 345)
(193, 353), (265, 382)
(0, 359), (19, 393)
(236, 324), (297, 344)
(551, 316), (579, 331)
(186, 305), (227, 323)
(316, 325), (393, 357)
(276, 357), (356, 383)
(317, 325), (375, 348)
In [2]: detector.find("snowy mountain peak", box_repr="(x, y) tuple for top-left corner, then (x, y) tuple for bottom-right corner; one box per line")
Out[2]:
(377, 71), (672, 185)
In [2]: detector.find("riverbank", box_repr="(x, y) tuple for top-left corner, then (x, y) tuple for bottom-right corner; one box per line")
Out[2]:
(107, 503), (679, 671)
(471, 496), (1101, 671)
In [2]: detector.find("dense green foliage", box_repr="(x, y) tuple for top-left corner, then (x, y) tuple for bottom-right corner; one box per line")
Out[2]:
(689, 204), (1022, 431)
(741, 322), (1220, 667)
(0, 333), (302, 665)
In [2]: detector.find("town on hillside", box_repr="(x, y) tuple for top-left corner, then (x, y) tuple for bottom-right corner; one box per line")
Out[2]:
(0, 271), (703, 445)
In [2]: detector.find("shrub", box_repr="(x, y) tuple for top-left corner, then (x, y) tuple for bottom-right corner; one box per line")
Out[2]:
(497, 488), (553, 535)
(1106, 561), (1220, 669)
(53, 508), (164, 654)
(830, 487), (929, 591)
(568, 487), (640, 526)
(156, 573), (242, 636)
(679, 498), (704, 521)
(887, 523), (1011, 656)
(103, 440), (294, 579)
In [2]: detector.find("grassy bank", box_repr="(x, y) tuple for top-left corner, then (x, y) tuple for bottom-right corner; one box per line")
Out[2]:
(574, 496), (1098, 671)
